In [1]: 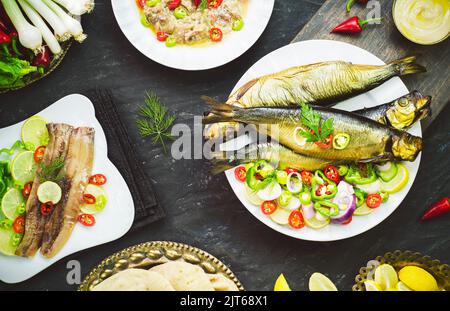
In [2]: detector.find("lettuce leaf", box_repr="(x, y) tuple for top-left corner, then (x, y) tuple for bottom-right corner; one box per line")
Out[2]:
(0, 57), (38, 89)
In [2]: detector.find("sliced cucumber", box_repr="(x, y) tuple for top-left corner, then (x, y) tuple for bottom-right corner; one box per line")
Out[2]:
(377, 162), (398, 182)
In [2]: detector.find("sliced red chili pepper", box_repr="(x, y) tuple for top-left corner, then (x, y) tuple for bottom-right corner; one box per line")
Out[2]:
(83, 193), (96, 205)
(234, 166), (246, 183)
(285, 168), (298, 175)
(40, 202), (54, 215)
(315, 184), (326, 197)
(156, 31), (168, 42)
(210, 28), (223, 42)
(421, 197), (450, 221)
(315, 134), (333, 149)
(78, 214), (96, 227)
(300, 171), (313, 185)
(34, 146), (46, 163)
(288, 210), (305, 229)
(168, 0), (181, 10)
(136, 0), (146, 9)
(366, 194), (382, 209)
(341, 216), (353, 225)
(261, 200), (277, 215)
(324, 165), (340, 184)
(208, 0), (223, 9)
(22, 181), (33, 198)
(13, 216), (25, 234)
(89, 174), (107, 186)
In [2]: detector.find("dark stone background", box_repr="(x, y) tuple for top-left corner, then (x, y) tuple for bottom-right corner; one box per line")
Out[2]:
(0, 0), (448, 291)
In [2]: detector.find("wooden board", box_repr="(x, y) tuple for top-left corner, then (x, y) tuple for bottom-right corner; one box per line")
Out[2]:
(291, 0), (449, 131)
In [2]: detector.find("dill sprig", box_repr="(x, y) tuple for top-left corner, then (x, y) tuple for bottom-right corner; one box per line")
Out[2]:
(39, 155), (65, 183)
(136, 92), (176, 153)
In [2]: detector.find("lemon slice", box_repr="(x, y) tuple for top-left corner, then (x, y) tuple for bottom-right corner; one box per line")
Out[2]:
(398, 266), (439, 291)
(269, 208), (290, 225)
(274, 274), (291, 291)
(21, 116), (49, 151)
(396, 281), (412, 291)
(1, 188), (25, 220)
(0, 228), (16, 256)
(305, 216), (330, 229)
(11, 151), (38, 184)
(309, 273), (338, 291)
(374, 264), (399, 290)
(80, 184), (108, 214)
(37, 181), (62, 204)
(380, 164), (409, 194)
(353, 203), (374, 216)
(364, 280), (382, 291)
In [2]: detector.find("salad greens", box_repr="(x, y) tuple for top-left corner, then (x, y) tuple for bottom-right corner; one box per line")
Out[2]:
(0, 56), (38, 89)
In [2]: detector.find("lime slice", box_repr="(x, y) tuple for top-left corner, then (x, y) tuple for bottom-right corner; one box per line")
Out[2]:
(1, 188), (25, 220)
(269, 208), (290, 225)
(80, 184), (108, 214)
(353, 203), (374, 216)
(396, 281), (412, 291)
(374, 264), (399, 290)
(274, 274), (291, 291)
(37, 181), (62, 204)
(380, 164), (409, 194)
(364, 280), (382, 291)
(0, 228), (16, 256)
(11, 151), (38, 185)
(305, 216), (330, 229)
(21, 116), (49, 151)
(309, 273), (338, 291)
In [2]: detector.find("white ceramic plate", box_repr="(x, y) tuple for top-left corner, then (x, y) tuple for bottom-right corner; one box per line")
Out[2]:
(0, 94), (135, 283)
(111, 0), (274, 71)
(224, 40), (422, 242)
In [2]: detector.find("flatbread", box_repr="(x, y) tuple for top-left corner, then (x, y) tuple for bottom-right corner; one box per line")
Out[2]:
(209, 274), (239, 291)
(91, 269), (175, 291)
(150, 262), (214, 291)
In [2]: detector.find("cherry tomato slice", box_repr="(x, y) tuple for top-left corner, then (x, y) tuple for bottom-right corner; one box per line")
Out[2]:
(78, 214), (96, 227)
(261, 200), (277, 215)
(288, 210), (305, 229)
(234, 166), (246, 183)
(136, 0), (146, 9)
(22, 181), (33, 198)
(34, 146), (46, 163)
(208, 0), (223, 9)
(89, 174), (107, 186)
(324, 165), (340, 183)
(83, 194), (96, 205)
(156, 31), (168, 42)
(40, 202), (54, 215)
(300, 171), (313, 185)
(210, 28), (223, 42)
(341, 216), (353, 225)
(366, 194), (382, 209)
(315, 134), (333, 149)
(168, 0), (181, 10)
(13, 216), (25, 234)
(285, 168), (298, 175)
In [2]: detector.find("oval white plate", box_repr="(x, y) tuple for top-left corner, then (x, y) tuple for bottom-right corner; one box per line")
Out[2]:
(0, 94), (135, 283)
(111, 0), (274, 71)
(224, 40), (422, 242)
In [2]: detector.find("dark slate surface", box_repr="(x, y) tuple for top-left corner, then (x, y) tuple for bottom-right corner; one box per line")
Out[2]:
(0, 0), (448, 291)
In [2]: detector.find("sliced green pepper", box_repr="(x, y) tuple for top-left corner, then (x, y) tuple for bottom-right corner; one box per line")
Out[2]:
(345, 164), (378, 185)
(314, 201), (339, 218)
(354, 188), (366, 208)
(278, 190), (292, 207)
(299, 191), (312, 205)
(232, 19), (244, 31)
(165, 36), (177, 47)
(140, 14), (151, 27)
(276, 170), (288, 185)
(11, 233), (22, 247)
(379, 191), (389, 203)
(311, 171), (338, 201)
(337, 165), (349, 176)
(333, 133), (350, 149)
(146, 0), (160, 7)
(174, 6), (188, 19)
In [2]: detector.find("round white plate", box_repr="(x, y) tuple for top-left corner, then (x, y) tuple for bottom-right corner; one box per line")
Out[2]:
(111, 0), (274, 71)
(0, 94), (135, 283)
(224, 40), (422, 242)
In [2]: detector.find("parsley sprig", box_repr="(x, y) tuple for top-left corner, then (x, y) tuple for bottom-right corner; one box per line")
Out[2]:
(299, 103), (334, 143)
(136, 92), (176, 153)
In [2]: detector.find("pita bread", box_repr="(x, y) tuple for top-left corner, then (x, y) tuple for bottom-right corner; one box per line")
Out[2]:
(209, 273), (239, 291)
(150, 262), (214, 291)
(91, 269), (175, 291)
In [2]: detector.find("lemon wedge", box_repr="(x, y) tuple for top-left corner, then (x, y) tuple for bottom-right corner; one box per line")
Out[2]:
(309, 273), (338, 291)
(364, 280), (382, 291)
(274, 274), (291, 291)
(398, 266), (439, 291)
(374, 264), (399, 290)
(396, 281), (413, 291)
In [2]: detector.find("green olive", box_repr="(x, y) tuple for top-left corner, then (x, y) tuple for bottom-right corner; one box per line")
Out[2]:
(165, 36), (177, 47)
(173, 6), (188, 19)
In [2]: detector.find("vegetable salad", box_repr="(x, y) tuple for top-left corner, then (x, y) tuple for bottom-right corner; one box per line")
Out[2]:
(234, 160), (409, 230)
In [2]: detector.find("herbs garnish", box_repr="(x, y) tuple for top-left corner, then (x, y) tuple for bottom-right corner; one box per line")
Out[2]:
(299, 103), (334, 143)
(39, 155), (65, 183)
(136, 92), (176, 153)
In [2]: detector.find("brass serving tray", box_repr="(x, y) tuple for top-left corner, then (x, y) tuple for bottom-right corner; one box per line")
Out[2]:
(0, 39), (72, 94)
(353, 250), (450, 291)
(79, 241), (245, 291)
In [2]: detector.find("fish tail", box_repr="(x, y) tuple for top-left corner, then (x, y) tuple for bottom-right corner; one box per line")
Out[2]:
(389, 55), (427, 76)
(202, 96), (237, 124)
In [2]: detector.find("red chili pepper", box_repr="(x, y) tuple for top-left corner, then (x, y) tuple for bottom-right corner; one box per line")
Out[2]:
(33, 46), (51, 70)
(332, 16), (382, 34)
(346, 0), (369, 12)
(0, 29), (11, 55)
(40, 202), (54, 215)
(168, 0), (181, 10)
(421, 197), (450, 221)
